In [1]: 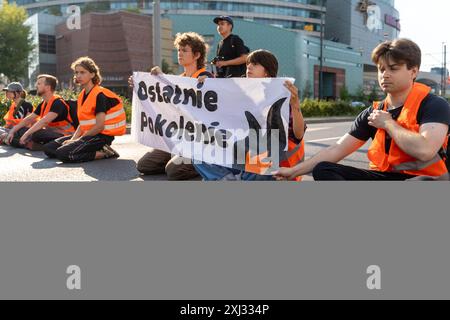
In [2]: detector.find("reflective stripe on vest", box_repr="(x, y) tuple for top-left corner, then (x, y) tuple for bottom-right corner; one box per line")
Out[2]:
(244, 138), (305, 179)
(79, 108), (126, 126)
(367, 82), (448, 177)
(40, 95), (75, 134)
(77, 85), (126, 136)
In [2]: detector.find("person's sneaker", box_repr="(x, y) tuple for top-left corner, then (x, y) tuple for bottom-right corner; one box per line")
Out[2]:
(102, 144), (120, 159)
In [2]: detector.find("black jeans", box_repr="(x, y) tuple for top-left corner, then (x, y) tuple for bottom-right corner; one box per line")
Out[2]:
(31, 128), (65, 145)
(44, 134), (114, 163)
(312, 162), (417, 181)
(8, 127), (28, 148)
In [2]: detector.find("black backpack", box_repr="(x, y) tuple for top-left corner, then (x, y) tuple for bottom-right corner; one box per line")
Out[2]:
(64, 99), (79, 129)
(217, 35), (250, 78)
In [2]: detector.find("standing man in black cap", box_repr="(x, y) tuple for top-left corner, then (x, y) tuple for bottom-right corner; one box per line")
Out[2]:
(213, 16), (249, 78)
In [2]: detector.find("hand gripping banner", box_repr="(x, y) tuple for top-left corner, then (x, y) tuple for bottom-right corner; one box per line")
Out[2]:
(131, 72), (294, 175)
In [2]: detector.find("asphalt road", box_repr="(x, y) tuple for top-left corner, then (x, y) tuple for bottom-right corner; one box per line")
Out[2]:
(0, 121), (370, 181)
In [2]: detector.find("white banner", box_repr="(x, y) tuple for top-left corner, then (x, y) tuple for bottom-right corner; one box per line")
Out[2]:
(131, 72), (294, 174)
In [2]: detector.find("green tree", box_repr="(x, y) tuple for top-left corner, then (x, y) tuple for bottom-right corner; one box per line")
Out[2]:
(353, 85), (367, 102)
(161, 59), (174, 74)
(81, 1), (111, 14)
(368, 85), (380, 103)
(302, 80), (312, 99)
(339, 85), (350, 101)
(0, 1), (34, 81)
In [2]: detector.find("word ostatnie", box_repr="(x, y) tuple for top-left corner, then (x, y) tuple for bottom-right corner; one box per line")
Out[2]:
(137, 81), (218, 112)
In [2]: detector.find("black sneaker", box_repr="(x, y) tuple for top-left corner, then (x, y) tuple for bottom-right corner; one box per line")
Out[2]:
(102, 145), (120, 159)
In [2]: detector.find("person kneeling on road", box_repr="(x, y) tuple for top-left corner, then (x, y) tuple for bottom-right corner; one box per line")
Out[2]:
(4, 74), (77, 151)
(0, 82), (34, 147)
(44, 57), (125, 163)
(129, 32), (214, 180)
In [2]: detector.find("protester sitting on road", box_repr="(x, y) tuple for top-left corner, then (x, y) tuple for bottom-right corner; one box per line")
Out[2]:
(4, 75), (77, 151)
(274, 38), (450, 181)
(0, 82), (34, 147)
(44, 57), (125, 163)
(193, 49), (306, 181)
(130, 32), (214, 180)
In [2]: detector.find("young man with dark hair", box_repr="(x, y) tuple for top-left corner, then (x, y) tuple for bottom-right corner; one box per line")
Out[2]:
(194, 49), (306, 181)
(213, 16), (249, 78)
(4, 74), (77, 150)
(275, 38), (450, 181)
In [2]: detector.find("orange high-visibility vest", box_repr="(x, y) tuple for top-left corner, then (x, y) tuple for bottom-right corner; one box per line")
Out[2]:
(245, 138), (305, 181)
(181, 68), (209, 79)
(77, 86), (126, 136)
(40, 95), (75, 134)
(3, 101), (26, 127)
(367, 82), (448, 177)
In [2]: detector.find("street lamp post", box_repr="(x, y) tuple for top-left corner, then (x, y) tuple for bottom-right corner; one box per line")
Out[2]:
(443, 44), (447, 97)
(319, 0), (325, 100)
(153, 0), (161, 67)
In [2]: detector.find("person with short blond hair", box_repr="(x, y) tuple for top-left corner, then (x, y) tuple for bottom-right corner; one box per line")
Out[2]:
(4, 74), (77, 150)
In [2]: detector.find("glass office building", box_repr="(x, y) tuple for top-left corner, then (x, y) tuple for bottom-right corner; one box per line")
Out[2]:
(11, 0), (327, 35)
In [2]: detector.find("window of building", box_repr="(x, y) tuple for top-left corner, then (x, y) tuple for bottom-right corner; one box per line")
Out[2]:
(39, 34), (56, 54)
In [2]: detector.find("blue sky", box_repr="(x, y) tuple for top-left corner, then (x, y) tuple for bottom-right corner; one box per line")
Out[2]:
(396, 0), (450, 71)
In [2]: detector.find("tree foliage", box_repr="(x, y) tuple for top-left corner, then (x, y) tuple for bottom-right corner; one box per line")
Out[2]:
(0, 1), (34, 81)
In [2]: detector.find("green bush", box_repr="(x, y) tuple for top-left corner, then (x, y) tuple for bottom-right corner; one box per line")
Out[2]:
(0, 90), (132, 126)
(3, 90), (369, 127)
(300, 99), (366, 118)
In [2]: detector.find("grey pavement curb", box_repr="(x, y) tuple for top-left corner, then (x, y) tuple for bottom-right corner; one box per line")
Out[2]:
(125, 117), (354, 134)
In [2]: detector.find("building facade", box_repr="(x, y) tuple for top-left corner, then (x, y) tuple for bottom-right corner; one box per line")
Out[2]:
(24, 13), (65, 87)
(11, 0), (327, 35)
(170, 14), (363, 99)
(325, 0), (400, 94)
(12, 0), (371, 97)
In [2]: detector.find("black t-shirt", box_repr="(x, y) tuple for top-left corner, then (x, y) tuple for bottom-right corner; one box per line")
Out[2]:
(12, 101), (33, 119)
(216, 34), (248, 78)
(80, 90), (119, 141)
(82, 91), (120, 115)
(34, 99), (69, 123)
(349, 94), (450, 153)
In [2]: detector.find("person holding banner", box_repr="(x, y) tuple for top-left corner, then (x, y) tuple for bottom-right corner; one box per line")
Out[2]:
(193, 49), (306, 181)
(44, 57), (126, 163)
(133, 32), (214, 180)
(274, 39), (450, 181)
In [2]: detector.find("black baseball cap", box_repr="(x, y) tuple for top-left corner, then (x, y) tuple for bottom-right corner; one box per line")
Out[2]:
(213, 16), (233, 26)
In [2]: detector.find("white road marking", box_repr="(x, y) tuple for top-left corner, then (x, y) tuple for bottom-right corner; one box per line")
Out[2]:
(306, 127), (331, 132)
(307, 136), (342, 143)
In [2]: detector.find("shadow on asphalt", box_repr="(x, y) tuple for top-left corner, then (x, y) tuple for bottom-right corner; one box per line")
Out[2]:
(0, 146), (47, 159)
(138, 173), (202, 181)
(79, 159), (140, 181)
